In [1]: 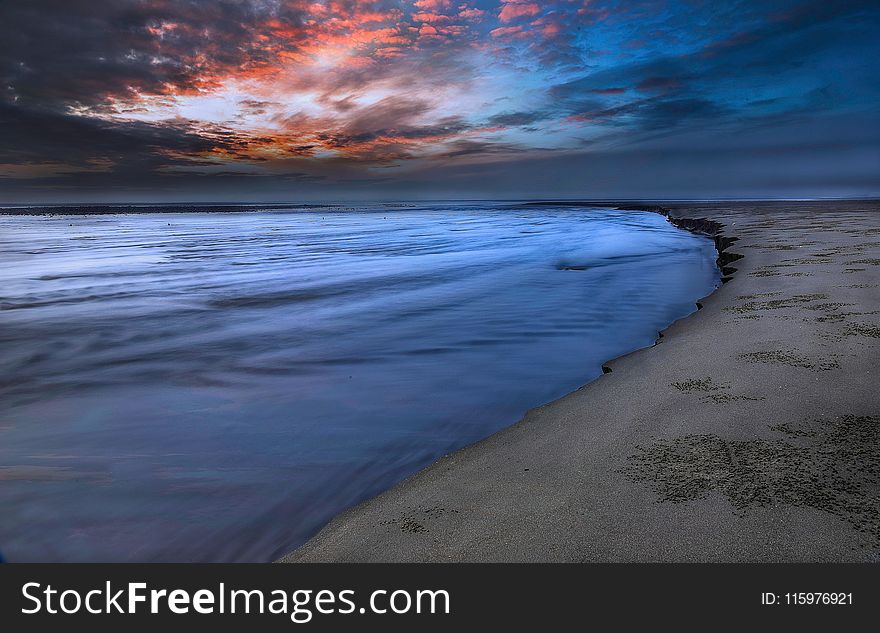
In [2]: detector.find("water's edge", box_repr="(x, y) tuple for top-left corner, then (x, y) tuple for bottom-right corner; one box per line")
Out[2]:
(277, 206), (743, 561)
(601, 205), (742, 370)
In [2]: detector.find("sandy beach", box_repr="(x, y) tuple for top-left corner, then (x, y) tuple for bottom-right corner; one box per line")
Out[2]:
(282, 200), (880, 563)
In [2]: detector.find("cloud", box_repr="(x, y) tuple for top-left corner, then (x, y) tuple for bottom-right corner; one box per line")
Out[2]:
(414, 0), (452, 10)
(0, 1), (316, 108)
(490, 25), (528, 39)
(498, 1), (541, 23)
(458, 8), (486, 20)
(486, 111), (547, 127)
(0, 0), (877, 199)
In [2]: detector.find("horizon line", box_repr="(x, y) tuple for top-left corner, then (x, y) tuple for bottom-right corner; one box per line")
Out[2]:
(3, 196), (880, 209)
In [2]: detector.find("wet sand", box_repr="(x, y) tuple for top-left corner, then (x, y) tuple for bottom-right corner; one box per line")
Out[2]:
(281, 201), (880, 562)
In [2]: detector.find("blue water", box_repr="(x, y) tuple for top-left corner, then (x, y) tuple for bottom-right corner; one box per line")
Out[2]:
(0, 202), (719, 561)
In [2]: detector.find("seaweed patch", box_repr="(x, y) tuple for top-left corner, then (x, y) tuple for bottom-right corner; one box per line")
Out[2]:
(620, 415), (880, 544)
(739, 349), (840, 371)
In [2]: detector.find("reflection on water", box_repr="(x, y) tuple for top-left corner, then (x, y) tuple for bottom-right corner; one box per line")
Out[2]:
(0, 203), (719, 561)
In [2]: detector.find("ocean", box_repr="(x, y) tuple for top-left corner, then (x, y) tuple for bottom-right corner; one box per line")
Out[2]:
(0, 202), (719, 561)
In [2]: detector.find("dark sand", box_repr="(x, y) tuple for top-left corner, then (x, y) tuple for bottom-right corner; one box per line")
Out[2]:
(281, 201), (880, 562)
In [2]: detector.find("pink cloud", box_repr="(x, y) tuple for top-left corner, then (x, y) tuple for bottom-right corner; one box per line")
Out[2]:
(413, 12), (451, 24)
(498, 1), (541, 23)
(458, 8), (486, 20)
(490, 25), (529, 39)
(414, 0), (452, 10)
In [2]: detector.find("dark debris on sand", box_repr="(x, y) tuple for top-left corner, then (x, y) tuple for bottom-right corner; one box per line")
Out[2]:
(620, 415), (880, 546)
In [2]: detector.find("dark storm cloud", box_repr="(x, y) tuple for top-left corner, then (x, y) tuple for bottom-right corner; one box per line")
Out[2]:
(1, 101), (209, 166)
(431, 139), (527, 159)
(0, 1), (308, 109)
(0, 100), (267, 173)
(486, 111), (548, 128)
(0, 1), (321, 186)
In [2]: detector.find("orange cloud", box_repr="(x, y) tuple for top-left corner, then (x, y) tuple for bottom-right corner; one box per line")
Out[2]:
(458, 8), (486, 20)
(498, 1), (541, 23)
(413, 0), (452, 10)
(490, 25), (528, 39)
(413, 12), (451, 23)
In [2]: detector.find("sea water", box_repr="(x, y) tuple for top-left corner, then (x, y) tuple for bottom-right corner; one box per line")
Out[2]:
(0, 202), (719, 561)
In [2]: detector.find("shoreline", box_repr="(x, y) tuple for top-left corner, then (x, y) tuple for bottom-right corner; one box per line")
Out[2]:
(281, 200), (879, 562)
(606, 204), (740, 370)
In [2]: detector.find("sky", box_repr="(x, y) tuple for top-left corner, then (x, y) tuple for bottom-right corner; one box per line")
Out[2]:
(0, 0), (878, 202)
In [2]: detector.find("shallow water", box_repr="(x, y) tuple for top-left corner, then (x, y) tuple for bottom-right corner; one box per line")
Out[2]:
(0, 202), (719, 561)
